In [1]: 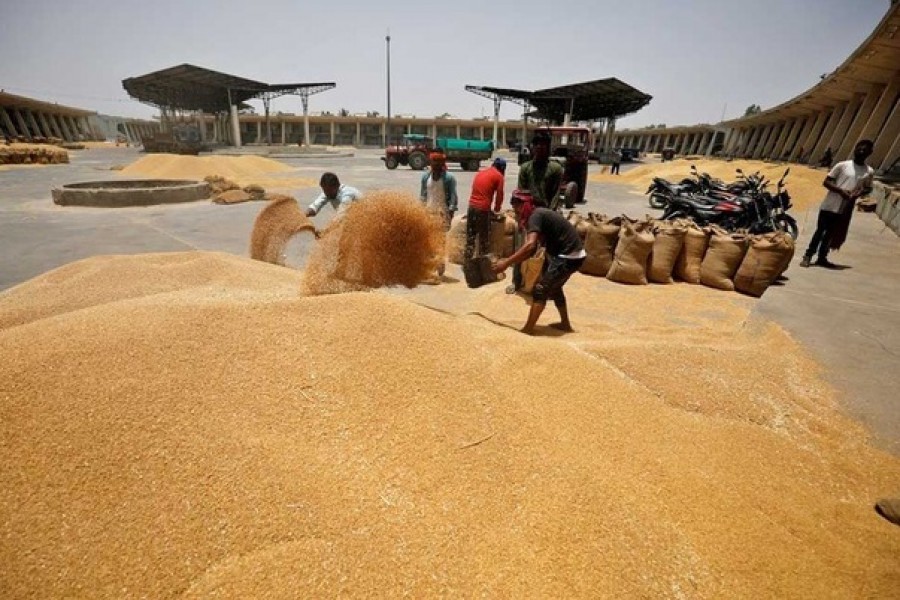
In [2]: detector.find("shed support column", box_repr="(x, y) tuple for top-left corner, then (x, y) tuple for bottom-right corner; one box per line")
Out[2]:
(0, 107), (20, 138)
(856, 75), (900, 146)
(835, 85), (884, 160)
(872, 97), (900, 170)
(811, 104), (846, 165)
(13, 109), (33, 140)
(824, 94), (864, 161)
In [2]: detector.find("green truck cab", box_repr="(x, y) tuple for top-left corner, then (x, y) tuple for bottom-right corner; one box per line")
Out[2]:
(382, 134), (493, 171)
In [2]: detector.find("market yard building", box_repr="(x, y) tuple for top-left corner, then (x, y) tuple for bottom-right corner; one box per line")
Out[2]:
(612, 0), (900, 174)
(0, 91), (159, 144)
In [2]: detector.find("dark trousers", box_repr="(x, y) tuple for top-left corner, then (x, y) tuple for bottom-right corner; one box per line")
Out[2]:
(465, 207), (492, 261)
(611, 162), (621, 175)
(805, 209), (840, 261)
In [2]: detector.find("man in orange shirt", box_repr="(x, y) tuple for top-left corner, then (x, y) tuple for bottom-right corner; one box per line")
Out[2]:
(464, 157), (506, 262)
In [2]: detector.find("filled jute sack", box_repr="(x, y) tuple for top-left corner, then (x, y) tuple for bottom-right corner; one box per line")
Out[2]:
(648, 220), (687, 284)
(580, 214), (621, 277)
(566, 210), (590, 241)
(700, 228), (750, 291)
(606, 219), (654, 285)
(733, 232), (796, 297)
(489, 213), (517, 259)
(521, 247), (546, 294)
(674, 222), (710, 284)
(449, 213), (516, 264)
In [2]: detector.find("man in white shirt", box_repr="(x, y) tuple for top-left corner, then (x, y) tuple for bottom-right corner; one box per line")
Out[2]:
(306, 172), (362, 218)
(800, 139), (874, 268)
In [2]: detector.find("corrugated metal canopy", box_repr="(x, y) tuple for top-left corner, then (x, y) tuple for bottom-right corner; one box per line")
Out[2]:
(122, 64), (335, 113)
(466, 78), (651, 122)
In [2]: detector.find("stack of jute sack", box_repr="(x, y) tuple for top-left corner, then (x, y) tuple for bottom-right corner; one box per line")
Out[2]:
(0, 143), (69, 165)
(565, 211), (795, 297)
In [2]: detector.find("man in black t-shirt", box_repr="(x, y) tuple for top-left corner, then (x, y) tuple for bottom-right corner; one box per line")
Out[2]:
(493, 197), (586, 335)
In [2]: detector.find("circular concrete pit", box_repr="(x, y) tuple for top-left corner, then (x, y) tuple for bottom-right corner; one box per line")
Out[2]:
(52, 179), (211, 207)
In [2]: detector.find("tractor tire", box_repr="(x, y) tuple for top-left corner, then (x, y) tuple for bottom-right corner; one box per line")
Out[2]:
(385, 155), (399, 170)
(408, 151), (427, 171)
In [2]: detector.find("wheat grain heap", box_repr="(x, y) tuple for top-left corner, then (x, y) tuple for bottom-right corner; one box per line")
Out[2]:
(1, 251), (898, 598)
(120, 154), (315, 190)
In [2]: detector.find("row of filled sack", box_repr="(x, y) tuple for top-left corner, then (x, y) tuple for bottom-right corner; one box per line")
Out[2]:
(444, 210), (795, 297)
(568, 212), (796, 297)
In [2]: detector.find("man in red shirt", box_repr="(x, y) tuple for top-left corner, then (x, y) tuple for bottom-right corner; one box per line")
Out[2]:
(465, 157), (506, 262)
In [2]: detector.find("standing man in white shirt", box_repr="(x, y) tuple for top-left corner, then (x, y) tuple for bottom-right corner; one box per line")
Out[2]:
(306, 172), (362, 218)
(800, 139), (874, 268)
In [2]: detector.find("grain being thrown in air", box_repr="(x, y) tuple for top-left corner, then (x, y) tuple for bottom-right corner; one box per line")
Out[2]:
(249, 195), (317, 265)
(302, 190), (445, 295)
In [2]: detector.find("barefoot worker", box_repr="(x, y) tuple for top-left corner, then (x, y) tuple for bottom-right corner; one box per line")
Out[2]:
(492, 193), (585, 335)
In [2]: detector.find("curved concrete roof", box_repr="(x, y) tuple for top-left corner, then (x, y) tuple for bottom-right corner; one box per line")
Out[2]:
(723, 2), (900, 126)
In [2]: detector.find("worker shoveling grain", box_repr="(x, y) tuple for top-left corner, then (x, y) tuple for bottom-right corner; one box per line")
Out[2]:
(0, 251), (898, 598)
(302, 190), (445, 295)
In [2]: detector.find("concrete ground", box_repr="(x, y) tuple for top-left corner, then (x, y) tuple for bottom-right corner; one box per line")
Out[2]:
(1, 147), (898, 454)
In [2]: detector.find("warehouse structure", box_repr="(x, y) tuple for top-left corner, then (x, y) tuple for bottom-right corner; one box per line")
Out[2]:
(0, 91), (159, 143)
(612, 1), (900, 174)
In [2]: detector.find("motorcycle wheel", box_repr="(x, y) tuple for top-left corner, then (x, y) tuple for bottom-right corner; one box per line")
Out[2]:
(774, 215), (799, 240)
(649, 194), (668, 209)
(663, 209), (688, 221)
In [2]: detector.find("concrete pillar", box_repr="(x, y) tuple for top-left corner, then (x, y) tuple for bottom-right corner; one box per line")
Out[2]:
(39, 113), (59, 139)
(0, 107), (20, 138)
(60, 116), (77, 141)
(330, 121), (335, 146)
(857, 76), (900, 146)
(789, 115), (817, 162)
(824, 94), (864, 161)
(63, 117), (78, 139)
(705, 131), (717, 156)
(229, 104), (242, 147)
(751, 125), (771, 158)
(760, 122), (783, 158)
(835, 85), (885, 160)
(757, 123), (779, 158)
(879, 131), (900, 172)
(456, 125), (461, 137)
(12, 109), (33, 140)
(740, 126), (759, 156)
(809, 102), (849, 164)
(871, 97), (900, 170)
(23, 110), (43, 138)
(805, 108), (837, 164)
(280, 118), (286, 145)
(769, 118), (795, 160)
(782, 117), (808, 160)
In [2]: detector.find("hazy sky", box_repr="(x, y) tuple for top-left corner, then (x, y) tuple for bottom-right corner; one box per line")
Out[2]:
(0, 0), (891, 128)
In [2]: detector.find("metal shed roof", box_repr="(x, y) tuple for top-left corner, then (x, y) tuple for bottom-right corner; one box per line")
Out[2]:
(122, 64), (335, 113)
(466, 78), (652, 122)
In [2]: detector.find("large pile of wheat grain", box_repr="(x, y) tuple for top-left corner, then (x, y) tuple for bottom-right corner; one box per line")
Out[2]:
(120, 154), (316, 190)
(1, 252), (898, 598)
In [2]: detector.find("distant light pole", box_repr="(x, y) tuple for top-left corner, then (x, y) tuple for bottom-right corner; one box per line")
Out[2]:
(385, 31), (391, 148)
